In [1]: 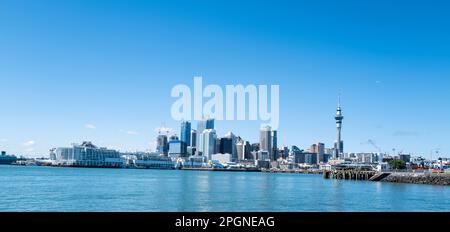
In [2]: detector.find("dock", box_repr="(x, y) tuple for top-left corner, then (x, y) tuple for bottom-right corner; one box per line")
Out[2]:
(323, 170), (377, 181)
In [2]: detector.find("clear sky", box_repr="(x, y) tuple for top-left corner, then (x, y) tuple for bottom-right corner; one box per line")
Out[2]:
(1, 0), (449, 158)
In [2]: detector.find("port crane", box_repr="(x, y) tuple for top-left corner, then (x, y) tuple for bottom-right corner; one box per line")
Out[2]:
(367, 139), (382, 153)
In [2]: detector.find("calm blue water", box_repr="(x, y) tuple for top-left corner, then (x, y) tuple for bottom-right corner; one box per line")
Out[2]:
(0, 165), (449, 212)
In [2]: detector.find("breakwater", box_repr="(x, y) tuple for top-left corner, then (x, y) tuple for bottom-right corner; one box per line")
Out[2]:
(380, 173), (450, 186)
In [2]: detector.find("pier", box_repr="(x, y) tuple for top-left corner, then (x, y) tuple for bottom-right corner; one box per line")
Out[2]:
(323, 170), (377, 181)
(323, 164), (377, 181)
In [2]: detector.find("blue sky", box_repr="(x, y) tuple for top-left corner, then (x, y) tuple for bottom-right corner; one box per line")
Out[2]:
(0, 0), (449, 158)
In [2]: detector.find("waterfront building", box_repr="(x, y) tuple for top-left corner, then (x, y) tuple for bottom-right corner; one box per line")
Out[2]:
(156, 134), (169, 156)
(334, 96), (344, 159)
(260, 125), (272, 160)
(184, 155), (208, 168)
(211, 153), (232, 165)
(0, 151), (17, 165)
(353, 153), (378, 164)
(124, 152), (174, 169)
(255, 160), (271, 169)
(54, 141), (123, 168)
(180, 121), (191, 155)
(49, 148), (57, 160)
(304, 152), (318, 165)
(169, 139), (183, 158)
(202, 129), (217, 160)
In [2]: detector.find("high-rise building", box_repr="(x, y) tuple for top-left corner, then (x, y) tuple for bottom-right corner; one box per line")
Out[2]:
(180, 121), (191, 146)
(310, 143), (325, 163)
(272, 130), (278, 160)
(180, 121), (191, 156)
(156, 134), (169, 156)
(190, 129), (197, 148)
(279, 146), (289, 159)
(245, 141), (252, 160)
(291, 146), (305, 164)
(197, 118), (215, 155)
(260, 125), (272, 160)
(304, 152), (318, 165)
(220, 137), (233, 155)
(334, 95), (344, 159)
(197, 118), (214, 133)
(202, 129), (217, 160)
(251, 143), (260, 152)
(168, 140), (183, 158)
(236, 137), (245, 161)
(224, 132), (237, 161)
(215, 138), (221, 155)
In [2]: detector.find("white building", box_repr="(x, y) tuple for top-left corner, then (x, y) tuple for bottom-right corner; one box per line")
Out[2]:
(211, 153), (232, 164)
(202, 129), (217, 160)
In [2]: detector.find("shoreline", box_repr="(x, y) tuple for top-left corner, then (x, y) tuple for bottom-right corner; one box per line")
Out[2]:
(379, 172), (450, 186)
(3, 164), (450, 186)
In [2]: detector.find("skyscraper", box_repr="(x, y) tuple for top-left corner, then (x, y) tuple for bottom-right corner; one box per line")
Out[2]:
(180, 121), (191, 146)
(260, 125), (272, 160)
(156, 134), (169, 156)
(223, 132), (237, 161)
(197, 118), (215, 134)
(334, 95), (344, 159)
(202, 129), (217, 160)
(220, 137), (233, 155)
(317, 142), (325, 163)
(190, 129), (197, 148)
(272, 130), (278, 160)
(236, 137), (245, 161)
(197, 118), (215, 155)
(180, 121), (191, 156)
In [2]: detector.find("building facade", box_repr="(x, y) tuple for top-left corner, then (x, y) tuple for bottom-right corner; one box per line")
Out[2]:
(54, 141), (123, 168)
(260, 125), (272, 160)
(202, 129), (217, 160)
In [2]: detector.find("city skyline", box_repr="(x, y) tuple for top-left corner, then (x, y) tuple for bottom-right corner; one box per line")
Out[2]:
(1, 0), (450, 158)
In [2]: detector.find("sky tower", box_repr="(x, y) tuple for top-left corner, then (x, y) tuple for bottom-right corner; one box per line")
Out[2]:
(334, 95), (344, 159)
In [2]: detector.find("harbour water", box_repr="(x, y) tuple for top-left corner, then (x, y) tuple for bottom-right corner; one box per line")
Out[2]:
(0, 165), (449, 212)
